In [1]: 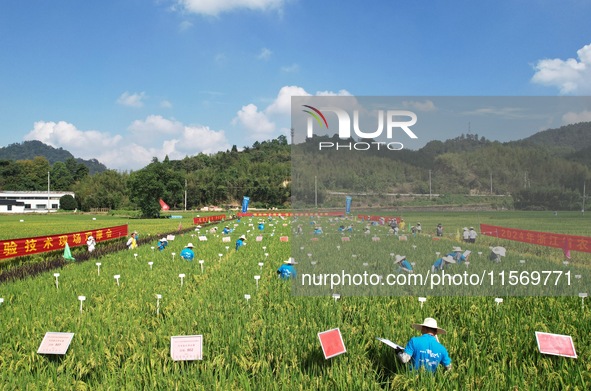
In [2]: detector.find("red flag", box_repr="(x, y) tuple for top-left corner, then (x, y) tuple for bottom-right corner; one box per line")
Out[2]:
(563, 238), (571, 259)
(159, 199), (170, 211)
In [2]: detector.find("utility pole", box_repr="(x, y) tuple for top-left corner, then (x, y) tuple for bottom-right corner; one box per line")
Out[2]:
(184, 178), (187, 211)
(583, 180), (586, 214)
(428, 170), (432, 199)
(47, 171), (50, 211)
(314, 176), (318, 208)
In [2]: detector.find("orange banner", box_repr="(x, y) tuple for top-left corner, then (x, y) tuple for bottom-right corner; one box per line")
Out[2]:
(0, 224), (128, 261)
(480, 224), (591, 254)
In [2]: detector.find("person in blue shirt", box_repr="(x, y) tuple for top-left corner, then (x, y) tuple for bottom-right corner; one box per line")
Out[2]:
(235, 235), (246, 251)
(180, 243), (195, 261)
(394, 254), (413, 273)
(222, 226), (231, 235)
(277, 257), (297, 279)
(313, 226), (323, 234)
(431, 255), (455, 272)
(258, 222), (265, 231)
(446, 247), (467, 264)
(396, 317), (452, 373)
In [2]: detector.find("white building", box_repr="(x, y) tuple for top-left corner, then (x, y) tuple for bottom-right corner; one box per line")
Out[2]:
(0, 191), (75, 213)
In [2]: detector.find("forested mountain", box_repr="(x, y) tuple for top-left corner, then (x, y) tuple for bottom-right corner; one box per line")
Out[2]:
(1, 122), (590, 213)
(512, 121), (591, 153)
(0, 140), (107, 174)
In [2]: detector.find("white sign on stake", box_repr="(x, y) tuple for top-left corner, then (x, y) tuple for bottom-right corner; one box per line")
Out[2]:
(78, 296), (86, 313)
(96, 263), (101, 275)
(37, 332), (75, 355)
(148, 262), (153, 270)
(114, 275), (120, 286)
(495, 298), (503, 306)
(199, 259), (204, 273)
(170, 335), (203, 361)
(579, 292), (587, 308)
(179, 274), (185, 287)
(418, 297), (427, 308)
(156, 294), (162, 315)
(53, 273), (60, 289)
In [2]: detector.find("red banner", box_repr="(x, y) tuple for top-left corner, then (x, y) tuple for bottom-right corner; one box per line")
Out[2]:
(237, 212), (345, 217)
(0, 224), (128, 261)
(193, 214), (226, 225)
(480, 224), (591, 254)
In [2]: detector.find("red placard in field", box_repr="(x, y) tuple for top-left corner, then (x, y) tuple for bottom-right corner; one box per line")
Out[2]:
(535, 331), (577, 358)
(318, 328), (346, 359)
(280, 236), (289, 242)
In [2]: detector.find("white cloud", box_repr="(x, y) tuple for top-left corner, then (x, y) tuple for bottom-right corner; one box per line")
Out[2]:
(128, 115), (183, 135)
(403, 100), (437, 112)
(233, 85), (353, 140)
(562, 110), (591, 125)
(233, 104), (276, 139)
(179, 20), (193, 31)
(160, 100), (173, 108)
(176, 0), (285, 16)
(257, 47), (272, 61)
(281, 63), (299, 73)
(117, 91), (147, 108)
(24, 120), (122, 160)
(531, 43), (591, 94)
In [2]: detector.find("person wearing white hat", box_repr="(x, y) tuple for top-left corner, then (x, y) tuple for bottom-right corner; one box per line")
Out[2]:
(447, 247), (468, 264)
(180, 243), (195, 261)
(86, 235), (96, 253)
(158, 237), (168, 251)
(394, 255), (413, 273)
(468, 227), (478, 243)
(462, 227), (470, 243)
(277, 257), (297, 279)
(396, 317), (452, 372)
(431, 255), (456, 272)
(489, 246), (506, 263)
(235, 235), (246, 251)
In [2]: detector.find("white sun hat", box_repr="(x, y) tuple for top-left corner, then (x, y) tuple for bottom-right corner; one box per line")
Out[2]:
(284, 257), (297, 265)
(185, 243), (194, 248)
(412, 317), (447, 335)
(394, 255), (407, 263)
(442, 255), (456, 264)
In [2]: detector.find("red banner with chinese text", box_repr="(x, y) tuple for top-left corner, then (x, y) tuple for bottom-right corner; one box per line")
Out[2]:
(193, 214), (226, 225)
(0, 224), (128, 261)
(237, 212), (345, 217)
(480, 224), (591, 254)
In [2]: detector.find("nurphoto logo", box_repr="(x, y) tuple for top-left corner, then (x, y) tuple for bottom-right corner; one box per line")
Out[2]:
(302, 104), (418, 151)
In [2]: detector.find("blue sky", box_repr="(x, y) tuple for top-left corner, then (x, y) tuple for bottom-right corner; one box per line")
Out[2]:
(1, 0), (591, 170)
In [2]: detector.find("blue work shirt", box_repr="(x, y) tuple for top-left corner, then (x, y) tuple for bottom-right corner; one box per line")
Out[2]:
(235, 239), (245, 251)
(277, 264), (296, 279)
(399, 259), (413, 272)
(432, 258), (445, 272)
(258, 223), (264, 231)
(404, 334), (451, 372)
(447, 252), (466, 263)
(180, 248), (194, 261)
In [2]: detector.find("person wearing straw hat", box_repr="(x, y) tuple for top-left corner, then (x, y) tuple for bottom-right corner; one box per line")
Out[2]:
(277, 257), (297, 279)
(469, 227), (478, 243)
(158, 237), (168, 251)
(180, 243), (195, 261)
(396, 317), (452, 372)
(394, 255), (413, 273)
(235, 235), (246, 251)
(431, 255), (455, 272)
(489, 246), (506, 263)
(447, 247), (467, 264)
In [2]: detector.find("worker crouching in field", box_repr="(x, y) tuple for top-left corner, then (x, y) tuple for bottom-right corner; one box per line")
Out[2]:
(277, 257), (297, 279)
(235, 235), (246, 251)
(180, 243), (195, 261)
(396, 317), (452, 373)
(431, 255), (455, 272)
(394, 255), (413, 273)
